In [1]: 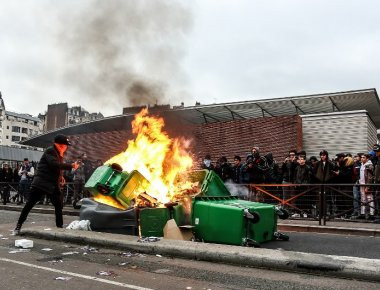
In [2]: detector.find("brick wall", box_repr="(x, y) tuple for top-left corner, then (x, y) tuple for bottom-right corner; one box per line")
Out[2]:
(65, 115), (303, 164)
(191, 116), (302, 163)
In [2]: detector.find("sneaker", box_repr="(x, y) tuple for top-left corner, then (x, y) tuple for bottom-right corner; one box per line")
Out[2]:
(12, 224), (22, 236)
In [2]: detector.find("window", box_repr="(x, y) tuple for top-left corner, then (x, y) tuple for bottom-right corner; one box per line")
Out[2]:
(34, 121), (37, 126)
(21, 137), (27, 141)
(6, 135), (9, 139)
(22, 128), (28, 134)
(12, 136), (20, 142)
(7, 126), (9, 129)
(12, 126), (20, 133)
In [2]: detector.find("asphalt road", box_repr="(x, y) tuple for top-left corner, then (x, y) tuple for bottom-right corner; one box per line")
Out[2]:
(0, 210), (379, 289)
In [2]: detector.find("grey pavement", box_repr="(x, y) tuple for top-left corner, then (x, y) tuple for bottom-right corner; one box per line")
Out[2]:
(1, 210), (380, 286)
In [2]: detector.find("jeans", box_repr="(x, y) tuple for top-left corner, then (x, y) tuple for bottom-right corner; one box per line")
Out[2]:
(353, 185), (360, 215)
(18, 179), (31, 202)
(17, 187), (63, 228)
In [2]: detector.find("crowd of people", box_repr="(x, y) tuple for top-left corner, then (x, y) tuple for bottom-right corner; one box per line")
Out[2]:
(200, 145), (380, 220)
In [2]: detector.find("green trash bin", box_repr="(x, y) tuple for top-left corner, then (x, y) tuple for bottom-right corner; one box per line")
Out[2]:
(140, 207), (170, 237)
(187, 170), (230, 197)
(85, 165), (130, 198)
(192, 196), (277, 245)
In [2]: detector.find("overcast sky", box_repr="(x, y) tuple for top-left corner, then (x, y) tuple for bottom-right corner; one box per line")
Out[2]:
(1, 0), (380, 117)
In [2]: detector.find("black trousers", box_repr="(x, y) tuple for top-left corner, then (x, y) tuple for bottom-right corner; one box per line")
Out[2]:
(17, 187), (63, 228)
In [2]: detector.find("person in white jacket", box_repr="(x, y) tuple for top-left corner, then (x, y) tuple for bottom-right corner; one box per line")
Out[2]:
(359, 154), (375, 219)
(17, 158), (34, 204)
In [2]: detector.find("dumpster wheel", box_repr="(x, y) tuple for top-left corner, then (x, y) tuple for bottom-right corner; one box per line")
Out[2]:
(276, 208), (289, 220)
(244, 238), (261, 248)
(274, 232), (289, 241)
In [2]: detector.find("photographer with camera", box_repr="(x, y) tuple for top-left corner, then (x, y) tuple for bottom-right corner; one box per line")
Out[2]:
(17, 158), (34, 205)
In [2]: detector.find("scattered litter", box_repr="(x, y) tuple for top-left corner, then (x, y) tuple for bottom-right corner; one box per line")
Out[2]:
(107, 259), (111, 261)
(155, 254), (163, 258)
(138, 236), (160, 243)
(80, 245), (99, 253)
(66, 220), (91, 231)
(49, 259), (63, 264)
(153, 269), (170, 274)
(44, 228), (52, 231)
(62, 251), (79, 256)
(118, 262), (129, 266)
(83, 252), (88, 255)
(138, 254), (146, 258)
(9, 249), (30, 254)
(120, 252), (133, 257)
(41, 248), (53, 252)
(130, 265), (137, 269)
(31, 222), (36, 224)
(1, 238), (9, 240)
(0, 234), (3, 237)
(96, 271), (118, 277)
(15, 239), (34, 249)
(55, 276), (72, 281)
(186, 287), (192, 290)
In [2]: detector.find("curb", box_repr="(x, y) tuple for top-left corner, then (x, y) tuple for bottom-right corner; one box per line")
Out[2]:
(0, 205), (79, 216)
(1, 205), (378, 237)
(278, 224), (380, 237)
(22, 227), (380, 282)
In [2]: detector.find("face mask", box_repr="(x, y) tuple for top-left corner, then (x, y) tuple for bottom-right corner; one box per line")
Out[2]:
(204, 160), (211, 167)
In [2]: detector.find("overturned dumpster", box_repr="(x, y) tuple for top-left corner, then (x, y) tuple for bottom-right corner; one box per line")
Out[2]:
(81, 163), (289, 247)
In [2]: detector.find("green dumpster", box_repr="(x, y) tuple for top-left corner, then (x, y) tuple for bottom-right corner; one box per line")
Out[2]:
(140, 207), (170, 237)
(187, 170), (230, 197)
(85, 165), (150, 208)
(85, 165), (130, 198)
(192, 196), (277, 245)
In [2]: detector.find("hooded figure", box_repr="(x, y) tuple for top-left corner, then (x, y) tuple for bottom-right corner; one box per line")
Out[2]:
(14, 135), (79, 235)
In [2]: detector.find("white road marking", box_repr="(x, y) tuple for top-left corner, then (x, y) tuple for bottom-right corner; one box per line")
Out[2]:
(0, 257), (152, 290)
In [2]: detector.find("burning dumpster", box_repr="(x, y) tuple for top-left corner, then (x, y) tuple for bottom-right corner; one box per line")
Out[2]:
(80, 108), (288, 246)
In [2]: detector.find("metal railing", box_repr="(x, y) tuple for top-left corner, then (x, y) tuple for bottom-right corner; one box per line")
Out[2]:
(1, 181), (379, 225)
(237, 183), (379, 225)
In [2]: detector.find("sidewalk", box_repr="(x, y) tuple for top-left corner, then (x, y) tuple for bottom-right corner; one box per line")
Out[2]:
(21, 226), (380, 282)
(1, 203), (379, 236)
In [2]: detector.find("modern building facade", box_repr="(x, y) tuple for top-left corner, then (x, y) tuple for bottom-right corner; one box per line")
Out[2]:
(21, 89), (380, 164)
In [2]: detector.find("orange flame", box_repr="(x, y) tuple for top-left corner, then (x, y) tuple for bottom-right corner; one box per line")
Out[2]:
(93, 193), (127, 210)
(106, 108), (193, 204)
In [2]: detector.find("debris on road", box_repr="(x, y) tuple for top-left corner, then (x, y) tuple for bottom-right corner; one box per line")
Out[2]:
(44, 228), (52, 231)
(62, 251), (80, 256)
(15, 239), (34, 249)
(156, 254), (163, 258)
(41, 248), (53, 251)
(96, 271), (118, 277)
(48, 259), (63, 264)
(138, 236), (160, 243)
(66, 220), (91, 231)
(1, 238), (9, 240)
(118, 262), (129, 266)
(8, 249), (30, 254)
(55, 277), (72, 281)
(153, 269), (171, 274)
(80, 245), (99, 253)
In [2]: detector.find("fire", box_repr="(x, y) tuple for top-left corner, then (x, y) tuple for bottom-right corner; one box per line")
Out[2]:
(94, 193), (127, 210)
(105, 108), (193, 204)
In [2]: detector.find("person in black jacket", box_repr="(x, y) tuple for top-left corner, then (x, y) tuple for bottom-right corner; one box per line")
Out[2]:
(14, 135), (79, 235)
(1, 163), (14, 205)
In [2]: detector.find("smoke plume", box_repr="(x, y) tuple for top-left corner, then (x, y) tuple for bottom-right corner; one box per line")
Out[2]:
(56, 0), (192, 113)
